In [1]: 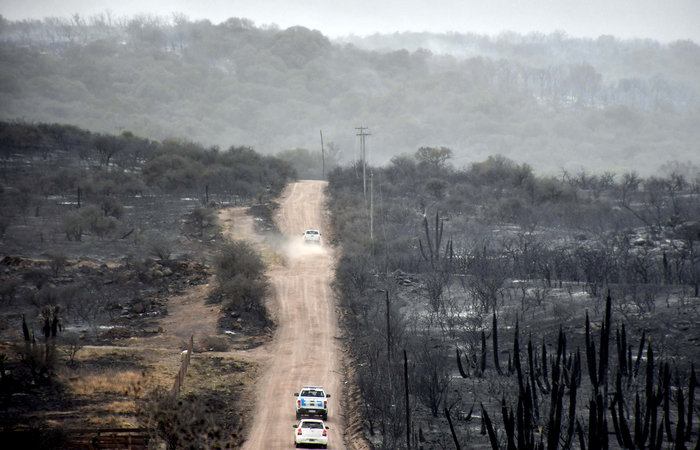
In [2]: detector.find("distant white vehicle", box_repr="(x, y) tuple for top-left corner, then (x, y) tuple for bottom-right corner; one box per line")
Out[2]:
(294, 385), (330, 420)
(303, 230), (321, 245)
(293, 418), (329, 448)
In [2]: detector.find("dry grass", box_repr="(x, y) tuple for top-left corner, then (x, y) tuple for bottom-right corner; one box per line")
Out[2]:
(182, 355), (258, 394)
(84, 413), (137, 428)
(64, 368), (149, 397)
(264, 248), (286, 266)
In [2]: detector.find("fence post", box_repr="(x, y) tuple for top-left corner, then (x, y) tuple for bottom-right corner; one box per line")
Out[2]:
(171, 334), (195, 396)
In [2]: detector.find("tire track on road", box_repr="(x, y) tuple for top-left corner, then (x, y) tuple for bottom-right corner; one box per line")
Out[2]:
(242, 181), (344, 450)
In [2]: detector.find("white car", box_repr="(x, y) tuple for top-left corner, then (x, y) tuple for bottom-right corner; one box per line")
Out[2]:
(303, 230), (321, 244)
(293, 419), (329, 448)
(294, 385), (330, 420)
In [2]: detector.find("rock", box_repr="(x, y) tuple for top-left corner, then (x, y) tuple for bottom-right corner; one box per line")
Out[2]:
(133, 302), (145, 314)
(118, 271), (134, 284)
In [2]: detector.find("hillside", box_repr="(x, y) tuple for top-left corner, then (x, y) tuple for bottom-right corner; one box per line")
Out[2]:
(1, 15), (699, 175)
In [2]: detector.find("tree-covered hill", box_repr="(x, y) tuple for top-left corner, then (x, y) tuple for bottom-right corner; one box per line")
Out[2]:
(1, 14), (699, 175)
(0, 121), (296, 260)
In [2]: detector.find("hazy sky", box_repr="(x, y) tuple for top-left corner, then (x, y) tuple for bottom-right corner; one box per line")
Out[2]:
(2, 0), (699, 43)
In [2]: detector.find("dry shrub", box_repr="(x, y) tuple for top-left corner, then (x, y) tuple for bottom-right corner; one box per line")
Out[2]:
(138, 387), (224, 450)
(200, 335), (230, 352)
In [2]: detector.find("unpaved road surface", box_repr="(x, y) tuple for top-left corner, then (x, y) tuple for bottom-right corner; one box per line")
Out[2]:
(243, 180), (346, 449)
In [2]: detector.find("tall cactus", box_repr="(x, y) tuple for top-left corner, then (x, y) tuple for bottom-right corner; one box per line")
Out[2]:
(584, 293), (612, 395)
(419, 211), (453, 269)
(542, 337), (551, 392)
(480, 329), (488, 375)
(547, 327), (565, 450)
(686, 364), (696, 441)
(598, 292), (612, 391)
(493, 313), (503, 375)
(456, 347), (470, 378)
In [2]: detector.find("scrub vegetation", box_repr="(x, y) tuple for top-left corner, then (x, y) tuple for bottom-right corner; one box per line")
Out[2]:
(0, 123), (293, 448)
(328, 148), (700, 449)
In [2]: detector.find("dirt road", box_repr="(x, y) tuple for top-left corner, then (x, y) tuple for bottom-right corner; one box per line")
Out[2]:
(242, 180), (346, 449)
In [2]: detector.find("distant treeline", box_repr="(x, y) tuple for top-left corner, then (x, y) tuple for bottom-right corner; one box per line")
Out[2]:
(0, 14), (699, 174)
(0, 120), (296, 209)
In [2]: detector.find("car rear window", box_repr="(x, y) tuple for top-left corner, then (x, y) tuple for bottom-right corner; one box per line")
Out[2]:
(302, 421), (324, 429)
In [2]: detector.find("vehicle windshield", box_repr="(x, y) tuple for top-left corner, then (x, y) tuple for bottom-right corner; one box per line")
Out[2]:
(302, 421), (324, 429)
(301, 390), (325, 397)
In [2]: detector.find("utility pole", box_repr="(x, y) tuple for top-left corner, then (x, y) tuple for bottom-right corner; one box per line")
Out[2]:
(319, 130), (325, 181)
(370, 171), (374, 250)
(355, 127), (370, 200)
(404, 349), (411, 450)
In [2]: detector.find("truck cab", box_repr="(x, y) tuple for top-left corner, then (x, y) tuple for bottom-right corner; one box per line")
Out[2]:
(294, 385), (330, 420)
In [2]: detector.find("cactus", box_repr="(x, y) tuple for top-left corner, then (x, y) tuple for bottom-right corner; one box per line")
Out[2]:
(527, 336), (540, 419)
(564, 355), (578, 450)
(686, 364), (696, 441)
(676, 387), (685, 450)
(419, 211), (453, 268)
(542, 337), (551, 393)
(633, 329), (645, 378)
(663, 362), (672, 442)
(616, 325), (628, 377)
(514, 318), (524, 394)
(456, 347), (470, 378)
(482, 403), (499, 449)
(22, 314), (30, 342)
(480, 329), (487, 375)
(598, 292), (612, 391)
(584, 293), (612, 395)
(585, 310), (598, 389)
(444, 408), (462, 450)
(493, 313), (503, 375)
(508, 352), (513, 374)
(547, 327), (565, 450)
(610, 371), (634, 449)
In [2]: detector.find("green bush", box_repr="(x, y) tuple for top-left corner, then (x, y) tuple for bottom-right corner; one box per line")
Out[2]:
(212, 240), (270, 323)
(214, 240), (265, 283)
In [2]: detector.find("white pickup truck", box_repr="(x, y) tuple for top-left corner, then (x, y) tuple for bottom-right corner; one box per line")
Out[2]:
(303, 229), (321, 245)
(294, 385), (330, 420)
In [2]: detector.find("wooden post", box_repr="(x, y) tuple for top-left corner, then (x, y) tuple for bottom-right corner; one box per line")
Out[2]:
(405, 349), (410, 450)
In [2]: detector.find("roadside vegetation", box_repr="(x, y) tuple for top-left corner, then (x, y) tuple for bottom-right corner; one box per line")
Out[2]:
(328, 148), (700, 449)
(0, 122), (294, 447)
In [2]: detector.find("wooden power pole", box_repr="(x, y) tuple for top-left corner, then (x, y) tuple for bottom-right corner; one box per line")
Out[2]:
(319, 130), (325, 181)
(355, 127), (370, 200)
(370, 171), (374, 249)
